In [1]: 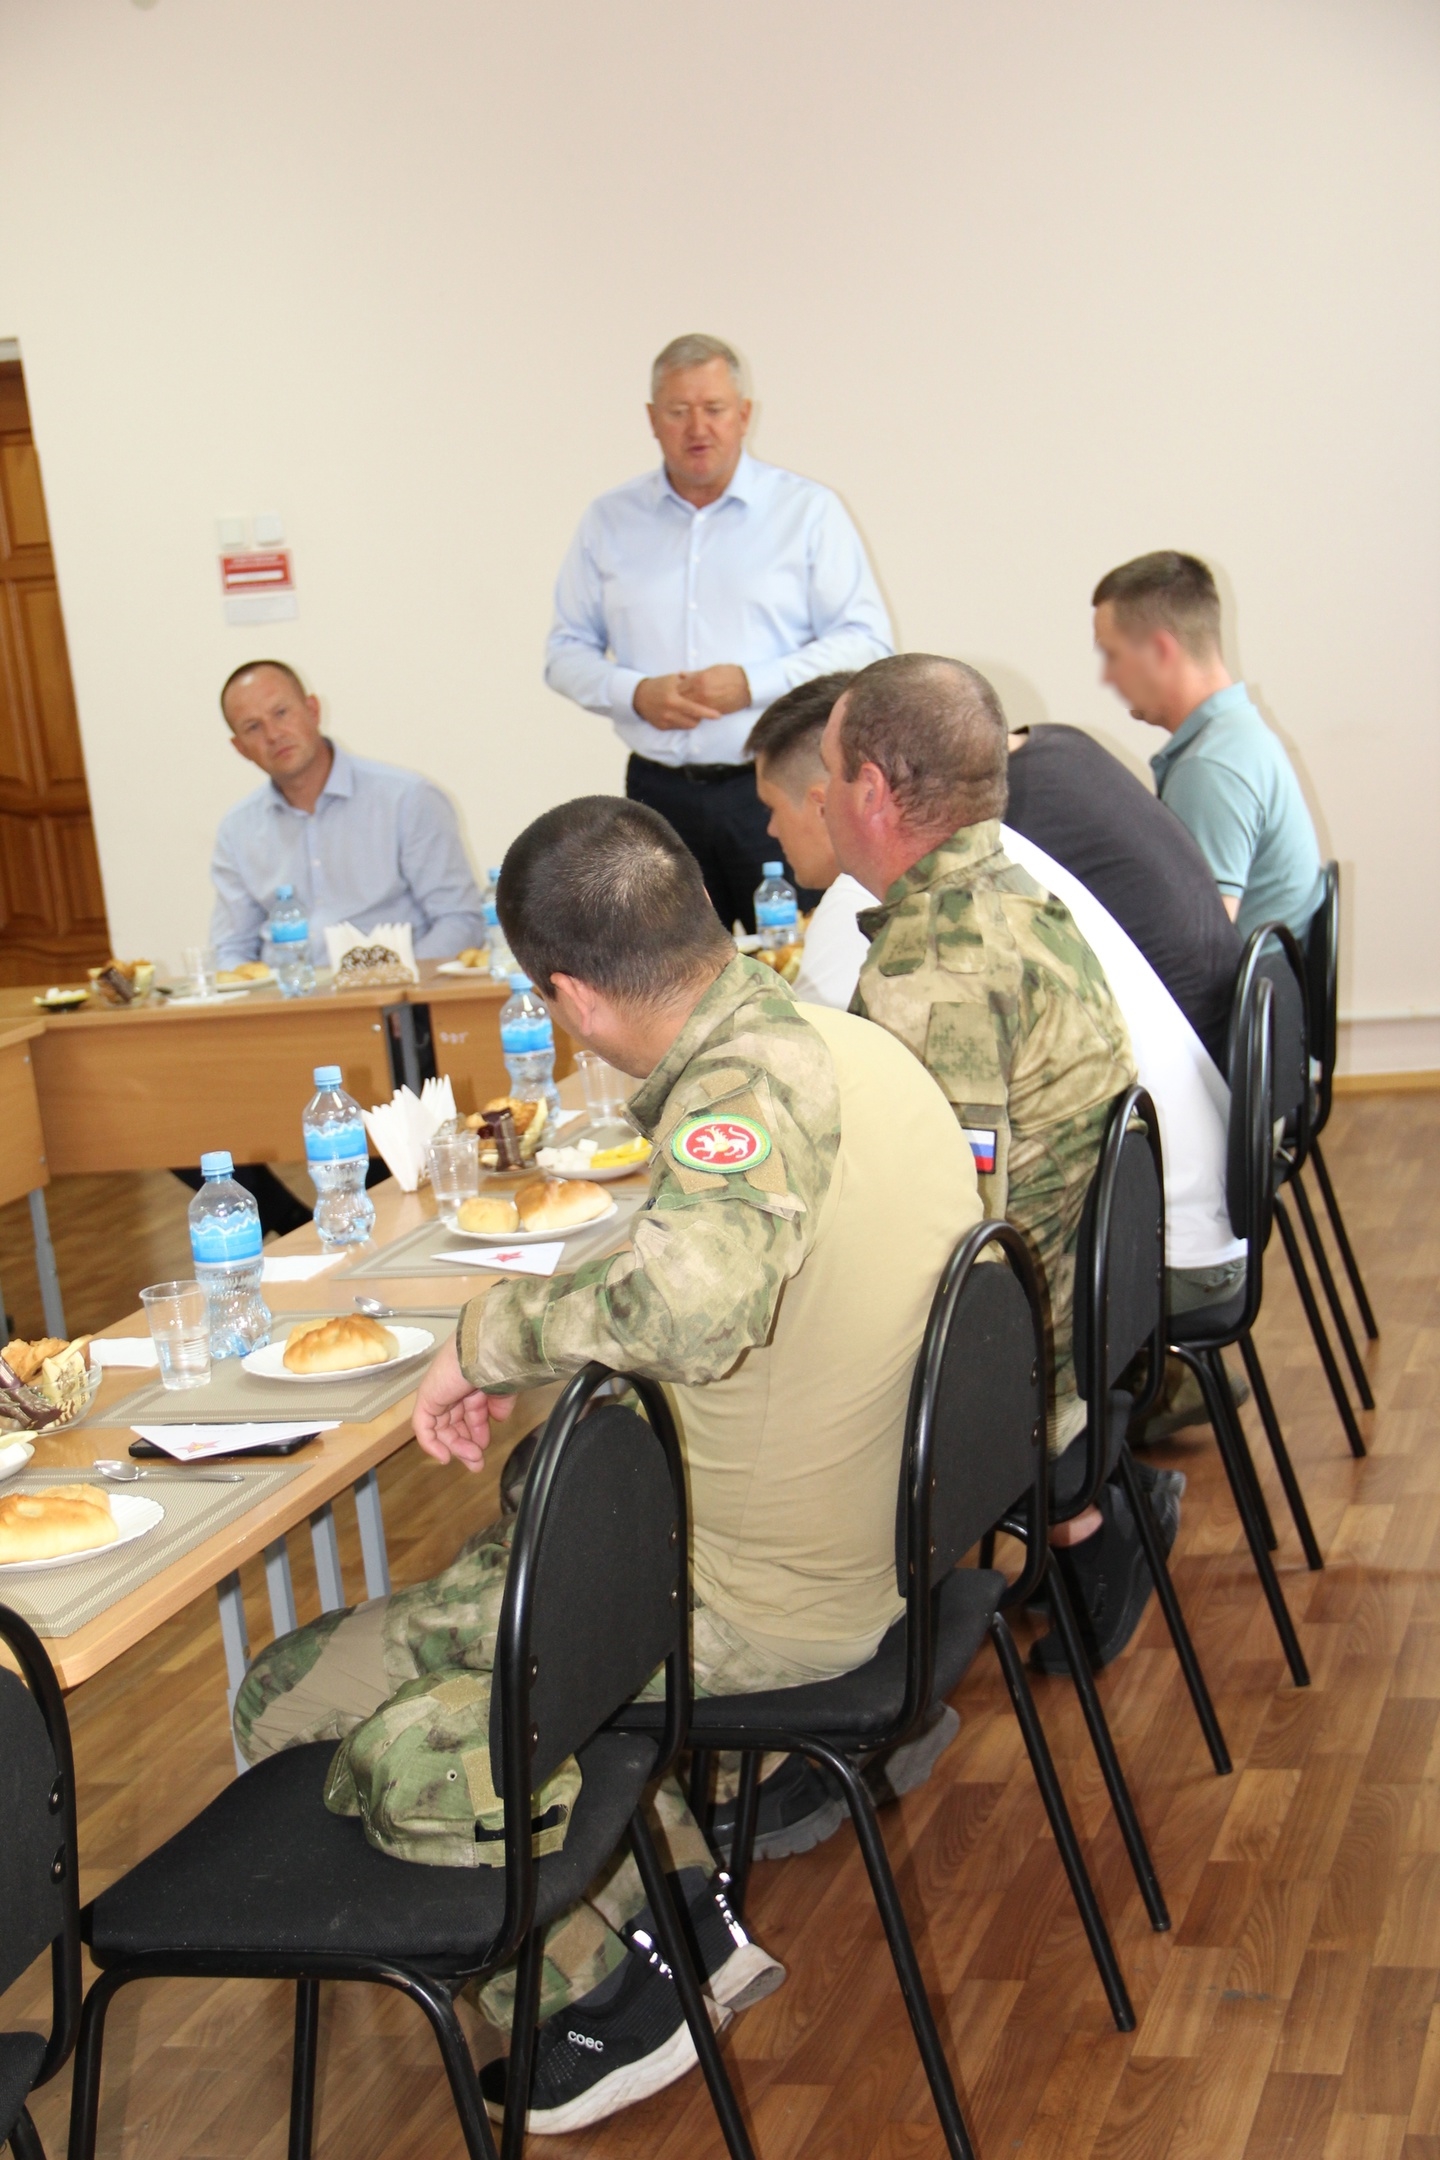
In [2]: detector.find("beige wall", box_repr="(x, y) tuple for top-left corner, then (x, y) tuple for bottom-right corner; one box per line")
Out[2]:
(0, 0), (1435, 1069)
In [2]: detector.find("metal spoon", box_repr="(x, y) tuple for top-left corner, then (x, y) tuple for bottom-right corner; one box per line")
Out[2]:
(93, 1459), (245, 1484)
(354, 1297), (404, 1318)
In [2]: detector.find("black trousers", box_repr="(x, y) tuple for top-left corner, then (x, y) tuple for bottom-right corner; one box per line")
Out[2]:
(626, 754), (819, 935)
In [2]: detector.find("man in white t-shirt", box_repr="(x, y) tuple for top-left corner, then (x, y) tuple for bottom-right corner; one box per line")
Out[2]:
(746, 672), (875, 1005)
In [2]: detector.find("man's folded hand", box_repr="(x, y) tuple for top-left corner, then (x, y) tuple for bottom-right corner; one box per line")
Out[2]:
(413, 1335), (514, 1472)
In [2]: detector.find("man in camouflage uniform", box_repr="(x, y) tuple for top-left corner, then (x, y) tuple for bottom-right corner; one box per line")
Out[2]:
(236, 793), (981, 2135)
(821, 655), (1177, 1673)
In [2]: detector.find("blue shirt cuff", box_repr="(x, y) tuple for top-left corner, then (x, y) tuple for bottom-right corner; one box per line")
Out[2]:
(610, 668), (644, 725)
(744, 657), (790, 710)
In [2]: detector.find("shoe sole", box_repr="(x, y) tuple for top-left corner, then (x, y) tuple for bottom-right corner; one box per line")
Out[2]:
(749, 1795), (848, 1861)
(485, 2019), (700, 2135)
(707, 1940), (787, 2014)
(865, 1703), (961, 1805)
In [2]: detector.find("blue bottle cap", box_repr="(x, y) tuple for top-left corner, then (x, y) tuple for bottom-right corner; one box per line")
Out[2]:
(200, 1150), (234, 1177)
(508, 972), (532, 992)
(487, 866), (503, 882)
(275, 884), (293, 900)
(313, 1065), (342, 1088)
(762, 861), (783, 877)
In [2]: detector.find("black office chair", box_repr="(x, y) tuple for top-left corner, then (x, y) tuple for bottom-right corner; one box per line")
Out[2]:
(1243, 923), (1367, 1460)
(1295, 862), (1379, 1383)
(1170, 965), (1313, 1688)
(0, 1606), (83, 2160)
(1048, 1087), (1232, 1780)
(623, 1221), (1136, 2160)
(67, 1370), (755, 2160)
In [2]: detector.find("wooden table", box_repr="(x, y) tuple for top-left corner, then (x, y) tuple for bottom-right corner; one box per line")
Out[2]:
(0, 965), (574, 1175)
(0, 1017), (66, 1335)
(24, 1148), (644, 1771)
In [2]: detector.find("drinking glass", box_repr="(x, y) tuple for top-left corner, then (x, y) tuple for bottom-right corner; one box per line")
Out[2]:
(140, 1280), (212, 1391)
(574, 1051), (631, 1122)
(429, 1129), (481, 1210)
(181, 944), (218, 998)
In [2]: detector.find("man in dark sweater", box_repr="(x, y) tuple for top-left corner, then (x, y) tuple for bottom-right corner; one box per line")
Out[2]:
(1005, 724), (1241, 1072)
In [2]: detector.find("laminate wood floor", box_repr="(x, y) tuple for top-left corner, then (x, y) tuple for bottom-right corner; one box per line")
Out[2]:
(3, 1095), (1436, 2160)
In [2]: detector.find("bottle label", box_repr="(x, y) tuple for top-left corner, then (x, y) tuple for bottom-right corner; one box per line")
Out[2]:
(305, 1121), (368, 1163)
(483, 899), (500, 928)
(272, 920), (309, 945)
(756, 899), (798, 931)
(191, 1216), (263, 1263)
(501, 1017), (553, 1055)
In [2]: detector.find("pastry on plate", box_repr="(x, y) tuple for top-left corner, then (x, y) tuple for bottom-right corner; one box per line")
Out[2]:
(456, 1195), (520, 1234)
(283, 1315), (400, 1374)
(515, 1178), (611, 1233)
(0, 1484), (116, 1564)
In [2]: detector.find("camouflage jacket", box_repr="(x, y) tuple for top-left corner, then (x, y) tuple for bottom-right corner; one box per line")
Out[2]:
(852, 821), (1136, 1432)
(458, 955), (839, 1391)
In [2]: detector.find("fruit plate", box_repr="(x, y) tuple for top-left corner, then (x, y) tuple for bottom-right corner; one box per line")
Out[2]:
(241, 1326), (437, 1383)
(440, 1202), (618, 1244)
(0, 1491), (164, 1574)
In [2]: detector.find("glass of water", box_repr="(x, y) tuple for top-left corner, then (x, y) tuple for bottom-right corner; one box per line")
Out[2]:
(574, 1051), (631, 1121)
(181, 945), (219, 998)
(429, 1128), (481, 1210)
(140, 1280), (212, 1390)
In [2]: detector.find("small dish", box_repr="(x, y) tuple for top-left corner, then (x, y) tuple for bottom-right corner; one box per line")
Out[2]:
(0, 1439), (36, 1483)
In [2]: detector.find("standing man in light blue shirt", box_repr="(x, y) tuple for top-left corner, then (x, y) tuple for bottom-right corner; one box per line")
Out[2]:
(1091, 552), (1324, 941)
(210, 660), (487, 967)
(545, 334), (893, 931)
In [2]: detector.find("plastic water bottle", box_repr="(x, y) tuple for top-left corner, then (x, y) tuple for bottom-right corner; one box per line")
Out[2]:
(270, 885), (315, 997)
(754, 861), (799, 950)
(500, 974), (561, 1117)
(303, 1065), (376, 1247)
(188, 1152), (271, 1359)
(484, 869), (517, 981)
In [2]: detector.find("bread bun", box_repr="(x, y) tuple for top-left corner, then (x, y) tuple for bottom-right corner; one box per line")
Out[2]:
(0, 1485), (117, 1565)
(515, 1178), (611, 1233)
(456, 1195), (520, 1234)
(283, 1315), (399, 1374)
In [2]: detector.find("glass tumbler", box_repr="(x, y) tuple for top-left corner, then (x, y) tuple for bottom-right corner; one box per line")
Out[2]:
(429, 1128), (481, 1211)
(181, 945), (219, 998)
(574, 1051), (631, 1122)
(140, 1280), (213, 1391)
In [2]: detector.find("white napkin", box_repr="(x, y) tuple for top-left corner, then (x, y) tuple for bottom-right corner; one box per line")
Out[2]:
(262, 1253), (343, 1282)
(324, 919), (419, 980)
(130, 1421), (341, 1462)
(435, 1242), (564, 1277)
(91, 1338), (160, 1369)
(361, 1075), (457, 1191)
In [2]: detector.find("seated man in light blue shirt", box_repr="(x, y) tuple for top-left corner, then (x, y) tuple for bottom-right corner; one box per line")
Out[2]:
(1091, 552), (1324, 941)
(211, 660), (486, 967)
(545, 333), (893, 932)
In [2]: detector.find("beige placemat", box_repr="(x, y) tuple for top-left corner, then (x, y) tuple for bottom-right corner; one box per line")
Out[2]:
(339, 1193), (644, 1280)
(89, 1310), (457, 1428)
(0, 1463), (304, 1637)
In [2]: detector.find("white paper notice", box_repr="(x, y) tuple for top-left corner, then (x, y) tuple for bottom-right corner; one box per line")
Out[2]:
(262, 1254), (343, 1282)
(435, 1243), (565, 1278)
(130, 1421), (341, 1462)
(91, 1338), (160, 1369)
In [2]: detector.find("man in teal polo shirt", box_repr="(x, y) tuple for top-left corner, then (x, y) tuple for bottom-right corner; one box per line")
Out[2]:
(1091, 551), (1324, 939)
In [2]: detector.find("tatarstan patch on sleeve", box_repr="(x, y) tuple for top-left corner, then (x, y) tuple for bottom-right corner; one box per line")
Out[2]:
(671, 1115), (772, 1174)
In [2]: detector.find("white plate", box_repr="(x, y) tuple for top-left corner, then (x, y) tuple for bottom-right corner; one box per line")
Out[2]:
(0, 1489), (163, 1574)
(535, 1155), (650, 1184)
(441, 1200), (618, 1244)
(0, 1439), (35, 1483)
(166, 990), (248, 1007)
(240, 1324), (437, 1383)
(215, 967), (276, 991)
(436, 960), (495, 977)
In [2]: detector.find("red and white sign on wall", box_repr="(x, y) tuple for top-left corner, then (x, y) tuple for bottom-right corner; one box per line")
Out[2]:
(220, 549), (298, 626)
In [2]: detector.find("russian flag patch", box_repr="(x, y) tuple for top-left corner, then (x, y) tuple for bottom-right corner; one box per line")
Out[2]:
(963, 1127), (998, 1175)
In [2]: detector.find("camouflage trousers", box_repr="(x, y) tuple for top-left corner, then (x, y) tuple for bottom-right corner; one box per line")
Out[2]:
(234, 1513), (826, 2032)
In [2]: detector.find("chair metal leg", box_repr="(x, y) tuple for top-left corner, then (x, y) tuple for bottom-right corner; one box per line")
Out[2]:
(1275, 1196), (1366, 1458)
(1115, 1450), (1231, 1776)
(727, 1750), (762, 1920)
(1223, 1371), (1279, 1553)
(10, 2106), (46, 2160)
(288, 1979), (320, 2160)
(1180, 1349), (1310, 1688)
(499, 1926), (545, 2160)
(628, 1808), (757, 2160)
(988, 1617), (1135, 2031)
(686, 1746), (714, 1832)
(799, 1741), (979, 2157)
(1293, 1174), (1375, 1411)
(1237, 1334), (1325, 1570)
(402, 1974), (499, 2160)
(978, 1531), (997, 1569)
(1311, 1140), (1379, 1340)
(65, 1966), (127, 2160)
(1042, 1554), (1170, 1931)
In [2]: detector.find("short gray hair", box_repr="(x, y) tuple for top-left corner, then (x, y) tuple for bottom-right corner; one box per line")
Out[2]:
(836, 655), (1009, 834)
(650, 335), (743, 401)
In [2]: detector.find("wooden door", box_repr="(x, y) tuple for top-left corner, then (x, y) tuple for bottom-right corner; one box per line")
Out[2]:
(0, 359), (110, 986)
